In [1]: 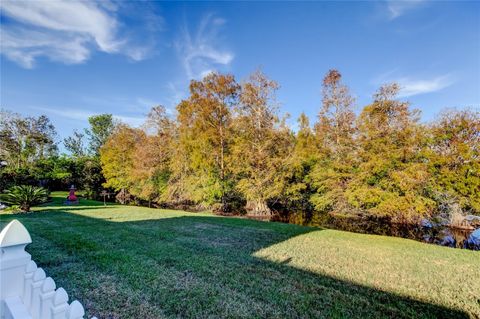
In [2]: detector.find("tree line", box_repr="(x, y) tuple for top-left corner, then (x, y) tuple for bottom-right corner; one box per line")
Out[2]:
(99, 70), (479, 223)
(0, 112), (112, 197)
(1, 69), (479, 224)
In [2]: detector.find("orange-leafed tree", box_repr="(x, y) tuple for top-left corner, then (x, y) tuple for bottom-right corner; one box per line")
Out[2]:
(128, 106), (175, 206)
(231, 70), (294, 216)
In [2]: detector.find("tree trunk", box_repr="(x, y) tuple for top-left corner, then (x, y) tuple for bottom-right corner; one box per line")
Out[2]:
(246, 200), (271, 217)
(220, 129), (226, 212)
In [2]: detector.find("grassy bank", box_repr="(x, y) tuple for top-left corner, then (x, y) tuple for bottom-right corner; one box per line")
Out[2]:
(0, 192), (478, 318)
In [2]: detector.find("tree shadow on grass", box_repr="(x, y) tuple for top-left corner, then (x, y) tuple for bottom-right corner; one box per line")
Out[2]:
(0, 210), (472, 319)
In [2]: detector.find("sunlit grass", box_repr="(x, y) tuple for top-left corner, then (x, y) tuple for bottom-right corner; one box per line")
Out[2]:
(254, 230), (479, 316)
(1, 192), (478, 318)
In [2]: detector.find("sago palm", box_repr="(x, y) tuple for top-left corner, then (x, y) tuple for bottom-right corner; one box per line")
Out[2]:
(0, 185), (49, 212)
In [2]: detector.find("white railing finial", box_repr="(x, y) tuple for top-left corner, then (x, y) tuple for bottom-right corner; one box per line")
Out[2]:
(0, 219), (32, 248)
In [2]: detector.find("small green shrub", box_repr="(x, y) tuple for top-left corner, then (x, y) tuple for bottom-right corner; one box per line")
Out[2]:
(0, 185), (49, 212)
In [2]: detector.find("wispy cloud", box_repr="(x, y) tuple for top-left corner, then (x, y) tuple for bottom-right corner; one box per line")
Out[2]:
(396, 74), (455, 98)
(33, 107), (93, 121)
(373, 70), (455, 98)
(32, 106), (145, 127)
(175, 13), (234, 79)
(0, 0), (162, 68)
(386, 0), (426, 19)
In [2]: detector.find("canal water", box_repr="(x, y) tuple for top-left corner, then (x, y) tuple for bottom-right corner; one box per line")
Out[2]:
(270, 212), (480, 250)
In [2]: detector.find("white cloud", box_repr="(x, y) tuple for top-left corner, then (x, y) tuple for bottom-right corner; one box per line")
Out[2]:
(1, 27), (91, 68)
(175, 13), (234, 79)
(386, 0), (426, 19)
(0, 0), (161, 68)
(33, 106), (144, 127)
(396, 74), (455, 98)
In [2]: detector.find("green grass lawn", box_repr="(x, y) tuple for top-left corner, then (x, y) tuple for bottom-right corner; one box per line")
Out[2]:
(1, 192), (479, 318)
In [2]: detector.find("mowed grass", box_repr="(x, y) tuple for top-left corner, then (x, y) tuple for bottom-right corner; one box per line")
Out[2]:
(0, 192), (479, 319)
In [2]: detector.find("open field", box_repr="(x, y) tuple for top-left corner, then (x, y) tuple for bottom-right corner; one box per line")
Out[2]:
(1, 192), (479, 318)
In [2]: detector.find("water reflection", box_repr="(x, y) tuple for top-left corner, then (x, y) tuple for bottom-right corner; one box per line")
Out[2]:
(270, 212), (479, 250)
(424, 227), (474, 249)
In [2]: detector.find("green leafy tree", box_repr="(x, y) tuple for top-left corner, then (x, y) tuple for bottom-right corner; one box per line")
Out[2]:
(100, 125), (144, 195)
(86, 114), (115, 156)
(428, 109), (480, 213)
(314, 69), (356, 158)
(310, 70), (357, 217)
(63, 130), (86, 157)
(77, 157), (105, 199)
(284, 113), (317, 212)
(0, 110), (57, 169)
(345, 83), (434, 222)
(61, 114), (114, 197)
(170, 73), (240, 210)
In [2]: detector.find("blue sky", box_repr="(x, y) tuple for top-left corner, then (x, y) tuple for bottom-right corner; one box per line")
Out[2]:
(1, 0), (479, 143)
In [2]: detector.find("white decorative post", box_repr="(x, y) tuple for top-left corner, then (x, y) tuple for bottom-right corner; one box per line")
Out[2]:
(38, 278), (56, 319)
(0, 220), (32, 305)
(30, 268), (46, 318)
(51, 288), (69, 319)
(0, 220), (96, 319)
(66, 301), (85, 319)
(23, 261), (38, 308)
